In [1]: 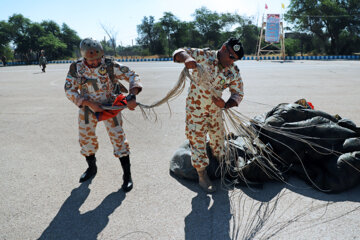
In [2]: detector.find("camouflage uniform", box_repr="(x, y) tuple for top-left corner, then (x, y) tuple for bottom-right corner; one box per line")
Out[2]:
(39, 55), (47, 72)
(64, 58), (142, 158)
(173, 48), (244, 169)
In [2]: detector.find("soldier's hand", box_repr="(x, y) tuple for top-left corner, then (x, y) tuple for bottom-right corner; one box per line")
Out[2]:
(212, 96), (225, 108)
(127, 99), (137, 111)
(184, 57), (197, 69)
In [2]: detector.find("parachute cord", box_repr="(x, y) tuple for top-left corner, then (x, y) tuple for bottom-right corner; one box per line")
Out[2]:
(136, 63), (359, 192)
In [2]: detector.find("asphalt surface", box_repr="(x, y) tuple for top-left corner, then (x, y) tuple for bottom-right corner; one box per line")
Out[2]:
(0, 60), (359, 240)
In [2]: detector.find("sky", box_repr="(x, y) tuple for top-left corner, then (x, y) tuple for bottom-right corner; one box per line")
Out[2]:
(0, 0), (290, 46)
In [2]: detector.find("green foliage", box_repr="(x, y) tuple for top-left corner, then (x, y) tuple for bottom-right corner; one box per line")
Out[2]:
(285, 0), (360, 54)
(192, 7), (222, 48)
(38, 33), (67, 59)
(0, 21), (11, 47)
(59, 23), (81, 58)
(41, 20), (61, 37)
(100, 39), (114, 56)
(3, 3), (360, 60)
(117, 45), (149, 57)
(233, 21), (260, 55)
(0, 44), (13, 60)
(136, 7), (255, 55)
(285, 38), (301, 56)
(285, 32), (314, 55)
(338, 30), (360, 54)
(1, 14), (80, 61)
(160, 12), (180, 56)
(137, 16), (166, 55)
(0, 20), (13, 59)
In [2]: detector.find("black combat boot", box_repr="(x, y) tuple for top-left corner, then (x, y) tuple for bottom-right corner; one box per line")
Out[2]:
(119, 155), (133, 192)
(79, 154), (97, 183)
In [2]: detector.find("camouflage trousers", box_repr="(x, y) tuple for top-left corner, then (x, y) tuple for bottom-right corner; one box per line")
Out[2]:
(78, 108), (130, 158)
(185, 108), (225, 170)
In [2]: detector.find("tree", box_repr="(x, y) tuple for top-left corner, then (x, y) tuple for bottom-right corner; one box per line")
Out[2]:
(172, 21), (202, 48)
(192, 7), (222, 48)
(285, 32), (314, 55)
(285, 0), (360, 54)
(137, 16), (166, 55)
(234, 21), (259, 55)
(38, 33), (67, 59)
(41, 20), (61, 37)
(0, 20), (12, 57)
(100, 37), (115, 56)
(100, 24), (118, 56)
(0, 21), (11, 46)
(3, 14), (80, 61)
(220, 12), (244, 32)
(137, 16), (155, 53)
(7, 14), (33, 61)
(192, 8), (249, 49)
(27, 23), (45, 53)
(60, 23), (81, 58)
(160, 12), (180, 56)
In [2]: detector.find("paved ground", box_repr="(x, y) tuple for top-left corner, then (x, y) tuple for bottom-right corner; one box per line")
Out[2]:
(0, 60), (359, 240)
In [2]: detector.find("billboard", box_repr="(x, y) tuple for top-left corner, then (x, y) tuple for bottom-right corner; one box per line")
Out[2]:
(265, 14), (280, 43)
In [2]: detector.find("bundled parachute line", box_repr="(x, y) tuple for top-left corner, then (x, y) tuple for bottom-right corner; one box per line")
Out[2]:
(135, 67), (188, 121)
(136, 64), (360, 193)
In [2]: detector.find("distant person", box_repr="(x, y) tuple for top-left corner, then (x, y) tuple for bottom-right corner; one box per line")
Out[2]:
(64, 38), (143, 192)
(172, 37), (244, 192)
(1, 55), (6, 66)
(39, 50), (47, 72)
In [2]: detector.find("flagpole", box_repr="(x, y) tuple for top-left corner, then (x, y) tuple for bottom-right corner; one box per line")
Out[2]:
(281, 3), (286, 60)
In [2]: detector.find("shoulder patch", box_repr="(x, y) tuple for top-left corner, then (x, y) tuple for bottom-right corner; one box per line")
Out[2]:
(120, 66), (129, 73)
(64, 81), (72, 90)
(98, 66), (107, 75)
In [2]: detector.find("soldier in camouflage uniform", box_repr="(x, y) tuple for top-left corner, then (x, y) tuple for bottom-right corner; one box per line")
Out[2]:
(39, 50), (47, 72)
(64, 38), (142, 192)
(173, 37), (244, 192)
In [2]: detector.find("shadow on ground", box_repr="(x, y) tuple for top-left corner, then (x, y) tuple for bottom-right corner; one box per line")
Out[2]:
(38, 180), (125, 240)
(172, 172), (360, 240)
(233, 177), (360, 240)
(240, 177), (360, 203)
(171, 172), (232, 240)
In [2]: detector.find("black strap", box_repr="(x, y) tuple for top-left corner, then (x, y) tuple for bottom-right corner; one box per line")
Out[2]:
(113, 116), (119, 126)
(105, 58), (115, 82)
(84, 78), (99, 91)
(84, 106), (90, 124)
(106, 58), (128, 94)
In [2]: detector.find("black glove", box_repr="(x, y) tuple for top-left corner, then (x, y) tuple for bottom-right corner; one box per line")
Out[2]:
(225, 98), (238, 109)
(126, 93), (136, 102)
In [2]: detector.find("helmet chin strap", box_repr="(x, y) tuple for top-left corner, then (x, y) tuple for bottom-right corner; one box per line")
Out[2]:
(84, 58), (102, 68)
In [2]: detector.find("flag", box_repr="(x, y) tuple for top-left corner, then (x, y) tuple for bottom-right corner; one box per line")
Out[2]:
(265, 3), (268, 9)
(281, 3), (285, 9)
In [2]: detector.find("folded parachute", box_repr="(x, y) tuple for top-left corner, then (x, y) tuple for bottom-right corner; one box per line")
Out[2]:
(170, 100), (360, 193)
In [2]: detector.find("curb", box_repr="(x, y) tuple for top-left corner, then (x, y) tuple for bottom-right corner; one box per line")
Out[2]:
(3, 55), (360, 65)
